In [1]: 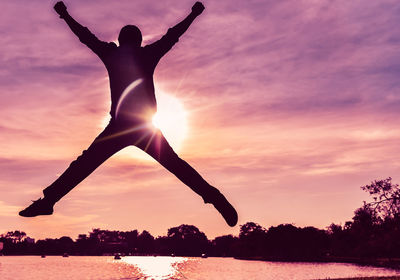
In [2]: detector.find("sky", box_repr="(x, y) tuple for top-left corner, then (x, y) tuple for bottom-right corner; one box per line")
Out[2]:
(2, 0), (400, 240)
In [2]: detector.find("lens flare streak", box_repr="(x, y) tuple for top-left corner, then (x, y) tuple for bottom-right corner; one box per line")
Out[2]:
(115, 79), (143, 119)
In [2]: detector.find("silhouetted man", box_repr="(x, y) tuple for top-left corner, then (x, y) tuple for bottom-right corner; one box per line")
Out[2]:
(19, 1), (238, 227)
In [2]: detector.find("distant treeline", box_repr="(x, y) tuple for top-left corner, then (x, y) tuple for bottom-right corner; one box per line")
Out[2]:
(1, 178), (400, 260)
(1, 213), (399, 260)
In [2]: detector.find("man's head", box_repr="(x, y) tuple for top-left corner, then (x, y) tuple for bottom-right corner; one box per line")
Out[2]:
(118, 25), (142, 47)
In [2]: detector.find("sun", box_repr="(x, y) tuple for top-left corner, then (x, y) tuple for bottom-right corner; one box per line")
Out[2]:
(152, 91), (188, 150)
(100, 91), (188, 161)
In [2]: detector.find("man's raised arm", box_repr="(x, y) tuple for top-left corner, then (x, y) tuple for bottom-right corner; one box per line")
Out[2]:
(149, 2), (205, 60)
(54, 1), (107, 54)
(169, 2), (205, 39)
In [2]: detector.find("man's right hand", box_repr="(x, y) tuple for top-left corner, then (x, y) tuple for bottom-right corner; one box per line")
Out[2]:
(54, 1), (68, 17)
(192, 2), (205, 16)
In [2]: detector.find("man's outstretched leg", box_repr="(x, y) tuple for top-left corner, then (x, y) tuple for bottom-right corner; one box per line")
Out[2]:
(135, 127), (238, 227)
(19, 122), (127, 217)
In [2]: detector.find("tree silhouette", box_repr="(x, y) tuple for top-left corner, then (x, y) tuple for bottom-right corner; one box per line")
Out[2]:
(3, 231), (26, 243)
(211, 235), (238, 257)
(166, 224), (209, 256)
(362, 177), (400, 219)
(238, 222), (267, 258)
(137, 230), (154, 254)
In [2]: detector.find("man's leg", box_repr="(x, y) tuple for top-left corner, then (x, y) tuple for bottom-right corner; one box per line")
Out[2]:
(134, 127), (238, 226)
(19, 123), (127, 217)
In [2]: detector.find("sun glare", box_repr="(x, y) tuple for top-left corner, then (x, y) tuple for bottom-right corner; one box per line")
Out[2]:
(152, 91), (188, 149)
(104, 91), (188, 161)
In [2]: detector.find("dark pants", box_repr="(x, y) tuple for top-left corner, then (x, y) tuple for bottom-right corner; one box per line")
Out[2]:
(43, 118), (218, 204)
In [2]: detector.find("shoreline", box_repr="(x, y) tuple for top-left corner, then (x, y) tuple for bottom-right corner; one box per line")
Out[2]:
(235, 256), (400, 270)
(314, 277), (400, 280)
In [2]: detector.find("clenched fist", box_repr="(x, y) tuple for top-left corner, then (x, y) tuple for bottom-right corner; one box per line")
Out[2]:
(192, 2), (205, 16)
(54, 1), (68, 18)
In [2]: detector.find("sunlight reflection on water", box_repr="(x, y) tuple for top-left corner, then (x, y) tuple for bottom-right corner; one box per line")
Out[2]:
(120, 256), (188, 280)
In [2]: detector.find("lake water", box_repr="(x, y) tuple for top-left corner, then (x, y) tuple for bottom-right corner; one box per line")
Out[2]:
(0, 256), (399, 280)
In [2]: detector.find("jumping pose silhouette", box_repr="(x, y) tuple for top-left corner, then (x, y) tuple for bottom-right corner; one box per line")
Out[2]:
(19, 1), (238, 227)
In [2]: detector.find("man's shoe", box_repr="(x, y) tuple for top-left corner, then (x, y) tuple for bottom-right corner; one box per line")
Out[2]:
(211, 191), (238, 227)
(19, 198), (54, 217)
